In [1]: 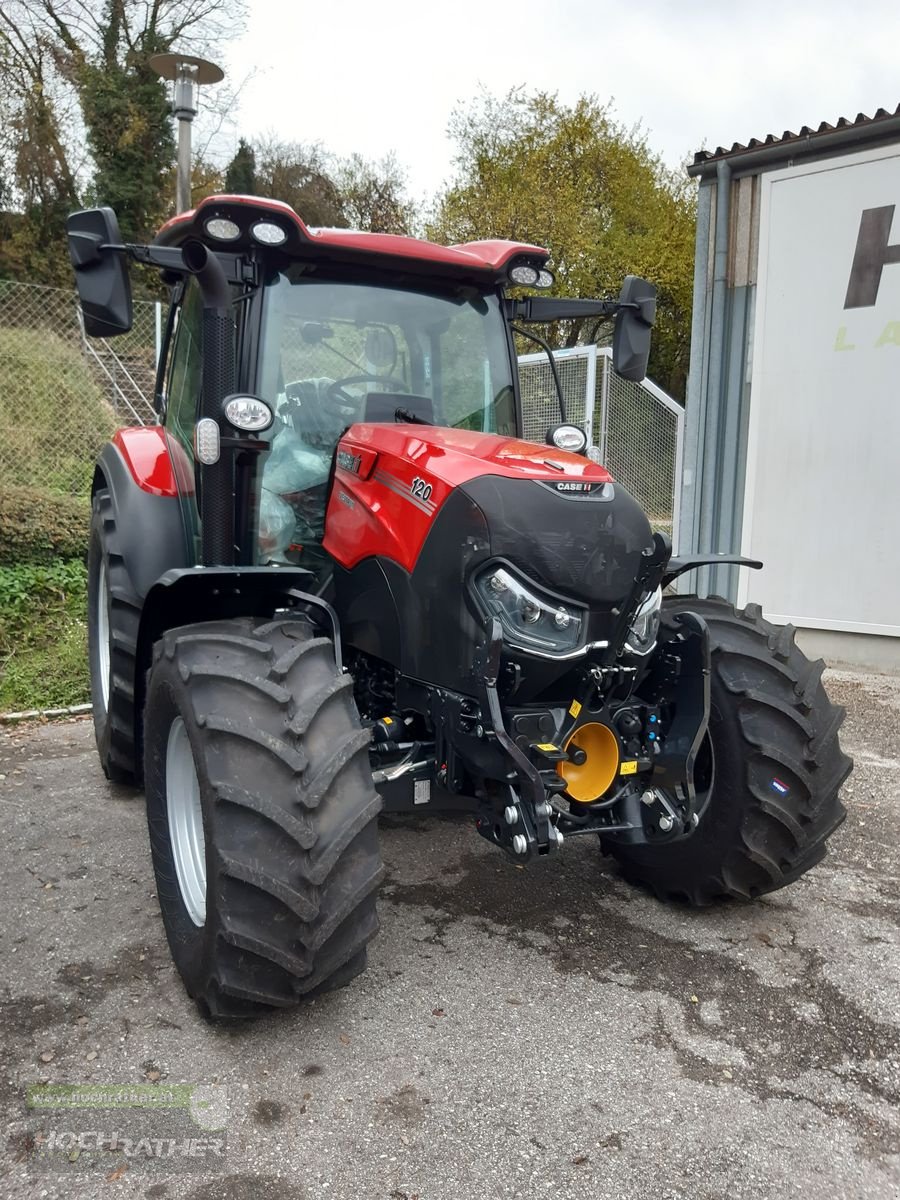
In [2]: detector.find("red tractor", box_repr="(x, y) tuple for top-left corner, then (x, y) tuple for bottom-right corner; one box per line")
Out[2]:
(67, 197), (851, 1019)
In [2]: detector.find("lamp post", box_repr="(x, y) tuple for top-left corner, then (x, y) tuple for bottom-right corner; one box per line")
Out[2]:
(149, 52), (225, 214)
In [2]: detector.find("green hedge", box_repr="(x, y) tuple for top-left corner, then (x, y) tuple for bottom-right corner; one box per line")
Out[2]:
(0, 558), (89, 710)
(0, 485), (90, 565)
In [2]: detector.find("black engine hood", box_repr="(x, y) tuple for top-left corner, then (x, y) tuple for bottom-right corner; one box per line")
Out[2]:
(460, 475), (655, 607)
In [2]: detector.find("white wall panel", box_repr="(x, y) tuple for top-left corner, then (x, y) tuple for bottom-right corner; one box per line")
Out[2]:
(740, 146), (900, 636)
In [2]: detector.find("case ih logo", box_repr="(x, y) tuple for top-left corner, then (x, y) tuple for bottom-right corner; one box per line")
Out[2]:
(550, 481), (607, 495)
(845, 205), (900, 308)
(336, 450), (362, 474)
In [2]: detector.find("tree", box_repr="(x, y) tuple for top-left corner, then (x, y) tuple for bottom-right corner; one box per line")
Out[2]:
(222, 138), (419, 234)
(252, 138), (345, 228)
(428, 90), (696, 399)
(0, 27), (81, 281)
(0, 0), (245, 281)
(224, 136), (256, 195)
(333, 153), (415, 235)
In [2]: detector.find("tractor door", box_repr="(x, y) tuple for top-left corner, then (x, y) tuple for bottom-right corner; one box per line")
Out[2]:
(158, 276), (244, 565)
(160, 279), (204, 562)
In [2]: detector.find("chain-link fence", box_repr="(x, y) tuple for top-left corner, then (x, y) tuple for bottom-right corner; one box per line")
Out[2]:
(519, 345), (684, 545)
(0, 283), (681, 542)
(0, 281), (159, 500)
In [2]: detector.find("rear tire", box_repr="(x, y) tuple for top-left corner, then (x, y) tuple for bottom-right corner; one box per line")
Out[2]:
(143, 616), (383, 1019)
(605, 596), (852, 905)
(88, 488), (141, 784)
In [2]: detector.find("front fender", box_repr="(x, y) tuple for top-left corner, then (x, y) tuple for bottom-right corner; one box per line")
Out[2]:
(93, 430), (190, 600)
(137, 566), (339, 684)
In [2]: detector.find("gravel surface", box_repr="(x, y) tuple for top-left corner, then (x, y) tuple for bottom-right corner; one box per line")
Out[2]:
(1, 668), (898, 1199)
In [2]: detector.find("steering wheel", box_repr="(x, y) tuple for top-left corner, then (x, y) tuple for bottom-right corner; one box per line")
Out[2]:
(326, 374), (409, 414)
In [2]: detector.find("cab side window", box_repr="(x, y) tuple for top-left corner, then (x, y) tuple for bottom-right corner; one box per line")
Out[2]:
(164, 279), (204, 454)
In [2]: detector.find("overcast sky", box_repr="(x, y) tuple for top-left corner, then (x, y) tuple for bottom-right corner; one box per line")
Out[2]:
(216, 0), (899, 203)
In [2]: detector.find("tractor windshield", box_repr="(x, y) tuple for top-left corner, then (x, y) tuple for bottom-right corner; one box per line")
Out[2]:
(255, 271), (516, 568)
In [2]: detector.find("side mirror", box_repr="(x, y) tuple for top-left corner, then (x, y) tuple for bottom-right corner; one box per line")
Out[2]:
(612, 275), (656, 382)
(66, 207), (133, 338)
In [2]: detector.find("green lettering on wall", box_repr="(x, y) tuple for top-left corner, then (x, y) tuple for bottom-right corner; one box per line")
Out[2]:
(875, 321), (900, 347)
(834, 326), (856, 351)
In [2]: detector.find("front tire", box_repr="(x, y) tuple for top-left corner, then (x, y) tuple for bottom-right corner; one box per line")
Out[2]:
(143, 616), (384, 1019)
(605, 596), (852, 904)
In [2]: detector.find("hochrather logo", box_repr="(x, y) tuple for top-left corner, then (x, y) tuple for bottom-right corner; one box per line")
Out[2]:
(844, 205), (900, 308)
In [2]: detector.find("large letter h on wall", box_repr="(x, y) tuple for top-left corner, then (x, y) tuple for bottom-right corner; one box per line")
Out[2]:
(845, 205), (900, 308)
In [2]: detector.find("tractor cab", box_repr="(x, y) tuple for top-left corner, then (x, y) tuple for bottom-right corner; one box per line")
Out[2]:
(150, 196), (556, 578)
(247, 258), (518, 573)
(69, 195), (654, 580)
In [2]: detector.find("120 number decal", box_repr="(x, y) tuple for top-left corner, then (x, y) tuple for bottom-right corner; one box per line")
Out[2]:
(410, 476), (433, 502)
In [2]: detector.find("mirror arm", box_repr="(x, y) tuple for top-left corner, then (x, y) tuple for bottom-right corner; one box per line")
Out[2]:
(619, 298), (656, 326)
(506, 297), (619, 323)
(96, 243), (188, 273)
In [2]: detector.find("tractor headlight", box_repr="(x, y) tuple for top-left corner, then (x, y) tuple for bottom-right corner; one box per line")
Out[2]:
(472, 563), (585, 656)
(625, 585), (662, 656)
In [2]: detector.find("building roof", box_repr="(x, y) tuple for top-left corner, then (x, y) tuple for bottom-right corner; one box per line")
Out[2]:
(689, 104), (900, 177)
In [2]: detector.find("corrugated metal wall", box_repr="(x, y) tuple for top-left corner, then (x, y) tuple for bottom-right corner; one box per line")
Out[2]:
(680, 173), (760, 598)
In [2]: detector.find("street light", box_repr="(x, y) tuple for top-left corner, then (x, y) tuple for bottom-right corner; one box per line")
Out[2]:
(149, 52), (225, 215)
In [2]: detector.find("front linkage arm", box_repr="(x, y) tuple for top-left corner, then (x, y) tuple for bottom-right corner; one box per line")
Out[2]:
(474, 619), (562, 860)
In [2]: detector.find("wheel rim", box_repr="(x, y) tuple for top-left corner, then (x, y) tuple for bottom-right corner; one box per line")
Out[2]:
(97, 560), (110, 711)
(166, 717), (207, 926)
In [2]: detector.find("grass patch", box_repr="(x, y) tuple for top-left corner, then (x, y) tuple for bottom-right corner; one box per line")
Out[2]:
(0, 559), (88, 712)
(0, 324), (116, 496)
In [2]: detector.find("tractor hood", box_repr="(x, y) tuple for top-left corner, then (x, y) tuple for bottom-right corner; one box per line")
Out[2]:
(336, 422), (614, 491)
(326, 421), (654, 602)
(324, 421), (656, 692)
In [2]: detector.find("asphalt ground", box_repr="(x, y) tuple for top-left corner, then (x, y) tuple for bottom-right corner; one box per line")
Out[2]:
(1, 667), (898, 1200)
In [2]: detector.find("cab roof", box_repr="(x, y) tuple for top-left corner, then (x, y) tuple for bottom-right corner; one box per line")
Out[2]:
(155, 194), (549, 285)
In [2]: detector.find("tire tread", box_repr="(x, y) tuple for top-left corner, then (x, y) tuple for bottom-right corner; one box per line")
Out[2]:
(609, 596), (851, 905)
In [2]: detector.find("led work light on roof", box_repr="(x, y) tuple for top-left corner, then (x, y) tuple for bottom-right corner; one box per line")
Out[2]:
(204, 216), (241, 241)
(224, 394), (273, 432)
(509, 264), (540, 286)
(251, 221), (287, 246)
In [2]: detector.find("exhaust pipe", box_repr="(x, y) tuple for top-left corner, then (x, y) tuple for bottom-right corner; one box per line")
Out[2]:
(182, 239), (234, 566)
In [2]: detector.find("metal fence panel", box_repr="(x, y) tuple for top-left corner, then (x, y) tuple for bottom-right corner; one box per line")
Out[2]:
(600, 354), (683, 544)
(518, 347), (595, 443)
(519, 344), (684, 546)
(0, 281), (158, 498)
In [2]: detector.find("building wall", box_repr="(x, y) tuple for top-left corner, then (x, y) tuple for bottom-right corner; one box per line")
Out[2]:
(738, 145), (900, 638)
(683, 124), (900, 668)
